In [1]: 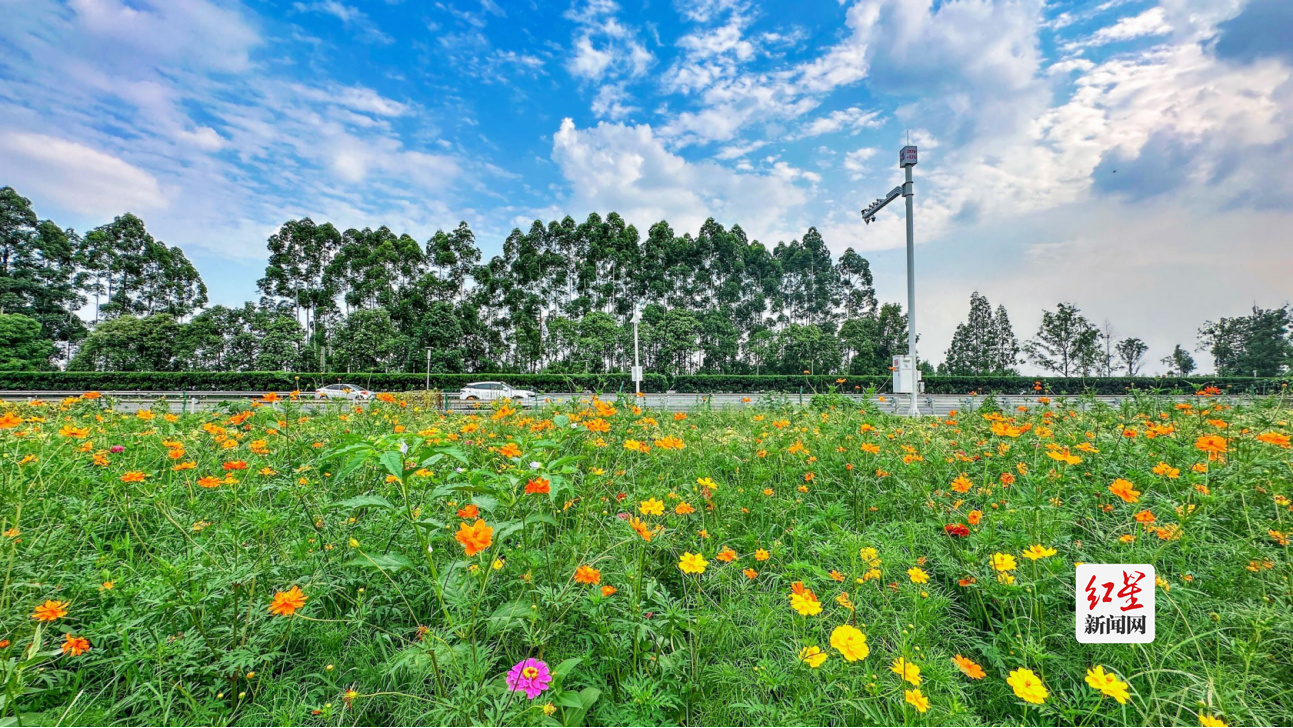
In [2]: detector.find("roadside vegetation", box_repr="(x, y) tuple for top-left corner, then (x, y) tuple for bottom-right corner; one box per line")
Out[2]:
(1, 389), (1290, 725)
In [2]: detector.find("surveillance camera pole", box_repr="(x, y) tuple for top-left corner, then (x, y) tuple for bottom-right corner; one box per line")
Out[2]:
(862, 145), (920, 417)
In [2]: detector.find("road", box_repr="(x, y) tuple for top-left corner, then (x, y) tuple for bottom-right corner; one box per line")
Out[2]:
(0, 390), (1247, 416)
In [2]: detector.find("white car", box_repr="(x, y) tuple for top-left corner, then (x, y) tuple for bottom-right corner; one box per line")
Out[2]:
(459, 381), (536, 401)
(315, 383), (372, 401)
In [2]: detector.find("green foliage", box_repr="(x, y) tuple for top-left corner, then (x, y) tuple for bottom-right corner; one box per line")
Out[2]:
(1024, 302), (1100, 376)
(67, 314), (184, 371)
(943, 292), (1019, 375)
(0, 313), (56, 370)
(80, 213), (207, 320)
(3, 371), (1288, 396)
(1199, 305), (1292, 376)
(1, 391), (1290, 725)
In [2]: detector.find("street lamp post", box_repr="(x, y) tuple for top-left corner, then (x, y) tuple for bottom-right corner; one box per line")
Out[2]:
(862, 145), (920, 417)
(425, 348), (432, 391)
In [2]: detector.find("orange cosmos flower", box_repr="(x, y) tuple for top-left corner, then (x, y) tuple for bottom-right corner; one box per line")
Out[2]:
(951, 474), (972, 493)
(654, 435), (685, 450)
(61, 634), (90, 656)
(628, 516), (656, 542)
(457, 504), (480, 519)
(601, 585), (617, 597)
(1109, 478), (1141, 503)
(1194, 435), (1227, 460)
(33, 600), (69, 622)
(573, 565), (602, 585)
(525, 477), (551, 495)
(498, 443), (522, 458)
(223, 460), (248, 471)
(198, 476), (222, 489)
(120, 471), (147, 483)
(1255, 431), (1290, 448)
(743, 568), (758, 579)
(952, 654), (986, 679)
(716, 546), (737, 562)
(754, 548), (770, 561)
(455, 519), (493, 556)
(268, 586), (307, 616)
(675, 501), (695, 515)
(967, 510), (983, 525)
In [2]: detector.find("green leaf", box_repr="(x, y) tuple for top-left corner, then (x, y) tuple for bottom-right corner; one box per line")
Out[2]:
(346, 552), (415, 573)
(577, 687), (601, 709)
(379, 450), (406, 479)
(336, 494), (394, 510)
(550, 656), (582, 680)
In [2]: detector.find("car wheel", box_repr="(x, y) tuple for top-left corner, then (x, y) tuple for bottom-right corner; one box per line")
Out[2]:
(466, 395), (478, 400)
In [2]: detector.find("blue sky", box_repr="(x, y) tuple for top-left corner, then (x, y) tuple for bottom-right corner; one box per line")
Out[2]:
(2, 0), (1291, 372)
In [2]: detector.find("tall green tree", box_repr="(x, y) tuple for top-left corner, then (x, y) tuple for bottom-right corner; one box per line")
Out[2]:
(81, 214), (207, 320)
(1161, 344), (1197, 376)
(944, 292), (1017, 374)
(0, 187), (87, 348)
(258, 218), (342, 369)
(1198, 306), (1292, 376)
(1115, 337), (1149, 376)
(1024, 303), (1100, 376)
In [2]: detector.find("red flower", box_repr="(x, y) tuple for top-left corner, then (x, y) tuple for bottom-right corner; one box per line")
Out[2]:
(944, 523), (970, 538)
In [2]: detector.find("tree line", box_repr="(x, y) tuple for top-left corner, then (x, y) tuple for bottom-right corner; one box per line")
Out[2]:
(2, 185), (1290, 377)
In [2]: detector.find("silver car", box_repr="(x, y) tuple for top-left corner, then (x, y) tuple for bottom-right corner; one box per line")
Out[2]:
(314, 383), (373, 401)
(459, 381), (536, 401)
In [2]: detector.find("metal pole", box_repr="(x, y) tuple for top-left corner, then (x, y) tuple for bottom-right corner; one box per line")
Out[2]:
(903, 163), (918, 418)
(425, 349), (431, 391)
(633, 319), (641, 395)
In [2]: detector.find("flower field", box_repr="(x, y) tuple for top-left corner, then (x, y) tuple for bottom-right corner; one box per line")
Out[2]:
(1, 391), (1291, 726)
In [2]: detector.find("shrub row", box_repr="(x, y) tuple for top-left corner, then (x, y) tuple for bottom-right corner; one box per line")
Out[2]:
(0, 371), (1287, 395)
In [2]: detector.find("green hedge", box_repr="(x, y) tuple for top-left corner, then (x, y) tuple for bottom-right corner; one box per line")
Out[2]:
(0, 370), (1287, 395)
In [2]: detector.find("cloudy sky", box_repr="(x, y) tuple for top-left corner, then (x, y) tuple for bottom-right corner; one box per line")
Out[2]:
(1, 0), (1291, 372)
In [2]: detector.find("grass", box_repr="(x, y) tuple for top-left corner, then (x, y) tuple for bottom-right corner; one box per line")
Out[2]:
(0, 389), (1290, 726)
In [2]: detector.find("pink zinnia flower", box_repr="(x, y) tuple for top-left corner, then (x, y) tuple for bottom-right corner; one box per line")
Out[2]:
(505, 658), (551, 699)
(110, 445), (125, 453)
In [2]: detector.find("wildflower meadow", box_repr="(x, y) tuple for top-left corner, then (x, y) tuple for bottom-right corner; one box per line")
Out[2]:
(1, 389), (1291, 726)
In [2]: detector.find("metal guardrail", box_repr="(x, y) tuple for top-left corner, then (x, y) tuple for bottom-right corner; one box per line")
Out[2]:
(0, 390), (1266, 416)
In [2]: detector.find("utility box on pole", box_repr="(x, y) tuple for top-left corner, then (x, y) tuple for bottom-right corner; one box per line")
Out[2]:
(892, 355), (922, 394)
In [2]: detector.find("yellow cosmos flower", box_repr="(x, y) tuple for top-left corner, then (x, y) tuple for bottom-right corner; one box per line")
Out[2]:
(798, 646), (828, 668)
(678, 552), (707, 575)
(1007, 668), (1049, 704)
(905, 688), (930, 714)
(1084, 665), (1130, 705)
(829, 625), (869, 661)
(991, 553), (1017, 572)
(891, 657), (921, 686)
(1021, 545), (1057, 560)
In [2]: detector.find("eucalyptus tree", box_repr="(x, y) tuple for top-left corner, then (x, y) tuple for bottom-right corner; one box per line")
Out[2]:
(0, 187), (86, 347)
(258, 217), (341, 368)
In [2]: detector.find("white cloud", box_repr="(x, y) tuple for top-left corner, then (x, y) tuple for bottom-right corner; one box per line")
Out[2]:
(551, 117), (809, 243)
(1068, 6), (1172, 49)
(0, 132), (168, 215)
(68, 0), (260, 72)
(843, 147), (878, 179)
(794, 106), (884, 139)
(291, 0), (392, 43)
(564, 0), (654, 90)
